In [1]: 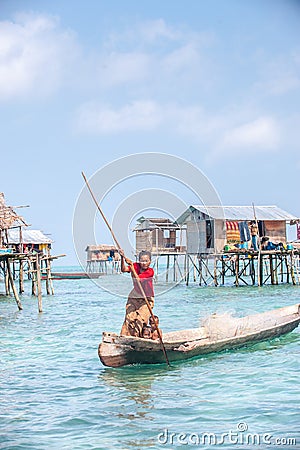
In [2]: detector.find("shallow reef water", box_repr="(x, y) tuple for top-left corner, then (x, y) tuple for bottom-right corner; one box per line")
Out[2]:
(1, 269), (299, 449)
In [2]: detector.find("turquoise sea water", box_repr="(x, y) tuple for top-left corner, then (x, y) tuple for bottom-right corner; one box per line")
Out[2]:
(0, 268), (299, 450)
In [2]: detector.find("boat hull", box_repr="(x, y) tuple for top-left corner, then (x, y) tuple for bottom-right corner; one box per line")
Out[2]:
(42, 272), (104, 280)
(98, 304), (300, 368)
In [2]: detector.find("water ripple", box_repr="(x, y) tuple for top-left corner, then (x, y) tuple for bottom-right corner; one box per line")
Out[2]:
(0, 276), (299, 449)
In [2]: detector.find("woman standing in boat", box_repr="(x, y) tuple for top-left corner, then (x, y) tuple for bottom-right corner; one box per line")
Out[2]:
(119, 250), (155, 337)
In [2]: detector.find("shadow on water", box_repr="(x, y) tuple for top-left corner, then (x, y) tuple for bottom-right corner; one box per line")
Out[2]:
(97, 365), (179, 448)
(98, 364), (178, 410)
(98, 363), (177, 391)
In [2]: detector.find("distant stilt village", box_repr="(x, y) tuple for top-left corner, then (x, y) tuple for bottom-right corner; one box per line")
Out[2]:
(1, 190), (300, 312)
(87, 205), (300, 287)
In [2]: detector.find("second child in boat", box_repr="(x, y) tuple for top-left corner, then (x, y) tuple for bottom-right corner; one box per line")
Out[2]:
(149, 315), (162, 340)
(119, 249), (155, 338)
(141, 325), (152, 339)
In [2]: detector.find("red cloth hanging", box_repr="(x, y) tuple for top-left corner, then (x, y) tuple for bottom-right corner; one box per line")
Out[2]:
(226, 221), (240, 242)
(297, 223), (300, 240)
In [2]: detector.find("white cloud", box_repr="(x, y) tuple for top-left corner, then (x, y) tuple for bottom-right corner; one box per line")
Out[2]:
(97, 51), (150, 87)
(267, 74), (300, 95)
(77, 100), (163, 133)
(220, 117), (280, 150)
(1, 12), (294, 172)
(202, 116), (281, 164)
(0, 13), (78, 100)
(76, 100), (228, 145)
(162, 43), (200, 73)
(76, 100), (214, 135)
(254, 50), (300, 97)
(137, 19), (179, 43)
(255, 72), (300, 96)
(96, 18), (214, 89)
(0, 14), (214, 100)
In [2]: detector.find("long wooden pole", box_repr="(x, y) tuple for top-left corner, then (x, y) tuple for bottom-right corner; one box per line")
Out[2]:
(82, 171), (170, 366)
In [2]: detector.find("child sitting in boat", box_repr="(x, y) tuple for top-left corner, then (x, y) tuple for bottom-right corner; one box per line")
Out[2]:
(149, 315), (162, 340)
(141, 324), (152, 339)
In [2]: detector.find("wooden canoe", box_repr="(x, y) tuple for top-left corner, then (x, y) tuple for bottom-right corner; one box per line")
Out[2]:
(98, 303), (300, 367)
(41, 272), (104, 280)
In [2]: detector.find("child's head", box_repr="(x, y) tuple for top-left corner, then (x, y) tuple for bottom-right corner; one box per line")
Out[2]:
(138, 250), (151, 270)
(149, 315), (159, 328)
(142, 325), (152, 339)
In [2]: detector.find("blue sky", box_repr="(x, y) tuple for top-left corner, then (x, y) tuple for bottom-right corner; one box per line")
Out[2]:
(1, 0), (300, 264)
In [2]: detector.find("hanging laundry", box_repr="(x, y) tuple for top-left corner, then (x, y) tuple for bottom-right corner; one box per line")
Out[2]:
(238, 221), (250, 242)
(297, 223), (300, 240)
(226, 221), (240, 242)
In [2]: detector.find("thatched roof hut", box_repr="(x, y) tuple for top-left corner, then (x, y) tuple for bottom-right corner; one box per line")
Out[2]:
(0, 192), (27, 231)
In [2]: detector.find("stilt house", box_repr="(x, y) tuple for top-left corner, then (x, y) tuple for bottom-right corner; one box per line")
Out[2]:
(175, 205), (298, 254)
(85, 244), (120, 273)
(6, 229), (52, 255)
(134, 217), (185, 255)
(86, 244), (119, 261)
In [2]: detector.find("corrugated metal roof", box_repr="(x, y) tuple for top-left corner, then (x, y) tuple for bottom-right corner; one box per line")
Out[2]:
(176, 205), (298, 223)
(85, 245), (117, 251)
(134, 219), (159, 231)
(134, 218), (179, 231)
(7, 229), (52, 244)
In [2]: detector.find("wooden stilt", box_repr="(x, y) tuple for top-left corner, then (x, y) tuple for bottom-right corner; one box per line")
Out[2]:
(258, 254), (263, 286)
(45, 255), (54, 295)
(7, 258), (23, 310)
(199, 256), (203, 286)
(36, 255), (43, 313)
(31, 258), (37, 296)
(5, 262), (10, 295)
(175, 254), (184, 281)
(193, 256), (196, 282)
(166, 254), (170, 282)
(274, 255), (278, 285)
(221, 256), (225, 285)
(173, 254), (177, 282)
(12, 260), (16, 280)
(250, 257), (255, 285)
(235, 255), (239, 286)
(285, 255), (290, 284)
(269, 254), (275, 285)
(213, 256), (218, 286)
(280, 255), (284, 283)
(186, 255), (190, 286)
(19, 259), (24, 293)
(198, 254), (208, 286)
(290, 252), (296, 285)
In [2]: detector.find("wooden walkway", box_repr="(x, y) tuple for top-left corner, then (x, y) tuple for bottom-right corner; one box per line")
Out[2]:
(187, 250), (300, 287)
(149, 249), (300, 287)
(0, 252), (64, 311)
